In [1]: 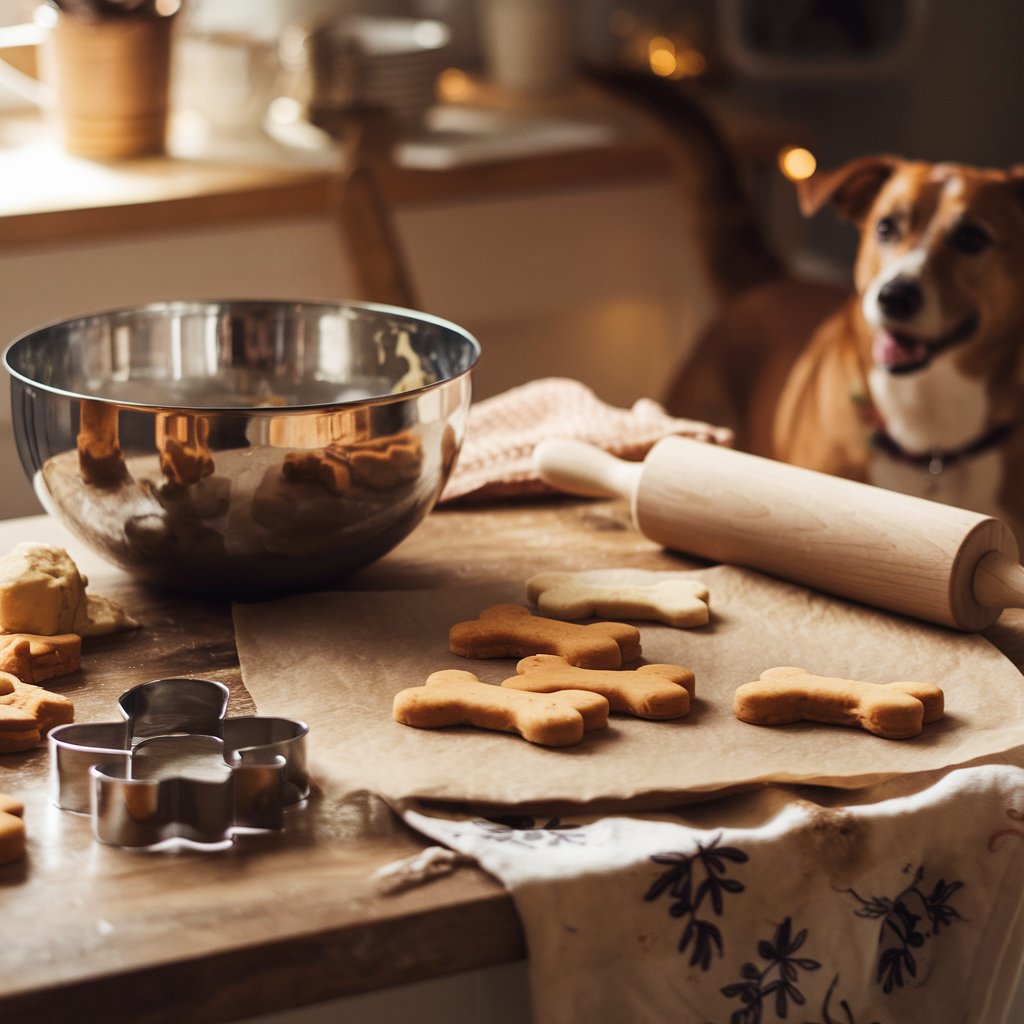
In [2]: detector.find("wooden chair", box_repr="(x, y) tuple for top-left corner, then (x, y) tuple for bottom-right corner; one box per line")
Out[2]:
(319, 106), (420, 309)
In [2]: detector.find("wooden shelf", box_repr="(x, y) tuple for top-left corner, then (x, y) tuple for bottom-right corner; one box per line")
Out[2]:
(0, 75), (803, 250)
(0, 99), (669, 250)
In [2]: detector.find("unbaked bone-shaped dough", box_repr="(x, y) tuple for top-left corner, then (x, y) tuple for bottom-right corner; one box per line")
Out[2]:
(527, 572), (710, 628)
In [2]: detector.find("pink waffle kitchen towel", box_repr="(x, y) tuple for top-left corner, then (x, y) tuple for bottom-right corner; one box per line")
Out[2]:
(440, 377), (732, 503)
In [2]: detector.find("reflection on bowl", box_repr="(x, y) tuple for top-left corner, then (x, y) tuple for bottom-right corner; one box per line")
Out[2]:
(4, 300), (480, 594)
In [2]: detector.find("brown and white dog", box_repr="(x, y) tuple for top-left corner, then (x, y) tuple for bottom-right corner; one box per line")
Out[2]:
(772, 156), (1024, 536)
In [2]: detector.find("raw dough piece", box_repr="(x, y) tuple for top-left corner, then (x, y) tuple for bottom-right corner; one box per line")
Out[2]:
(0, 543), (137, 638)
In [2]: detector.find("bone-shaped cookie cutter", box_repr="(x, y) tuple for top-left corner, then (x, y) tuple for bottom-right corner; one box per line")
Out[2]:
(49, 677), (309, 847)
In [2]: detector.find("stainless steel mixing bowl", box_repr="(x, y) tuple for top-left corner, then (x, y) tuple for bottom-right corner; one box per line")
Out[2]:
(4, 300), (480, 593)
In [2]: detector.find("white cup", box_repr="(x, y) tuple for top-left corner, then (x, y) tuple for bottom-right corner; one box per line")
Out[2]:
(479, 0), (576, 96)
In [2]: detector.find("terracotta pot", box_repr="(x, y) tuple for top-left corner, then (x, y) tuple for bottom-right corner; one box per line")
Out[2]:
(46, 12), (175, 159)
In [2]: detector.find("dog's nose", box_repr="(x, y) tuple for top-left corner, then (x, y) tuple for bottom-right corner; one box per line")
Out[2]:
(877, 277), (923, 321)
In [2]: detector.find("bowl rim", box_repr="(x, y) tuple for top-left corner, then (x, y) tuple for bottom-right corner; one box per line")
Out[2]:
(2, 297), (481, 414)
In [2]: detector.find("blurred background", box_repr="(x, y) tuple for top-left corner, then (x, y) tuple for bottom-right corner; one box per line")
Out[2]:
(0, 0), (1002, 272)
(0, 0), (1021, 517)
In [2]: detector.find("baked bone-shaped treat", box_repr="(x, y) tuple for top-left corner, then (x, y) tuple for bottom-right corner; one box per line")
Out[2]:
(0, 633), (81, 683)
(449, 604), (642, 668)
(527, 572), (710, 628)
(0, 792), (25, 865)
(504, 654), (695, 720)
(0, 705), (40, 752)
(393, 669), (609, 746)
(734, 666), (945, 739)
(0, 672), (75, 733)
(0, 669), (74, 752)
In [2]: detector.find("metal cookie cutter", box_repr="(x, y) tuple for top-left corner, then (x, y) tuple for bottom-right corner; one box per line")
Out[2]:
(49, 677), (309, 848)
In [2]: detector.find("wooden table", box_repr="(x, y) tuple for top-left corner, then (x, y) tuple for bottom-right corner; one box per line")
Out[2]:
(5, 499), (1023, 1022)
(0, 497), (692, 1023)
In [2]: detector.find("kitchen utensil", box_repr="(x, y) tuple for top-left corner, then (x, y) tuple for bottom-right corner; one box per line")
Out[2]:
(50, 676), (309, 847)
(4, 299), (479, 593)
(534, 436), (1024, 631)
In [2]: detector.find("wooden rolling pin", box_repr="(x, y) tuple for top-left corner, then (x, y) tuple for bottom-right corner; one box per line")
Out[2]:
(534, 436), (1024, 632)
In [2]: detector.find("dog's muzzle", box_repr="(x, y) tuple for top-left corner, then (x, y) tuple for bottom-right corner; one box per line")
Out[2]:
(872, 311), (979, 375)
(877, 276), (923, 322)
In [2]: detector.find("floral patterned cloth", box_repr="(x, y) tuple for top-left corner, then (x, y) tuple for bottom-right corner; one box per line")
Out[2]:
(401, 759), (1024, 1023)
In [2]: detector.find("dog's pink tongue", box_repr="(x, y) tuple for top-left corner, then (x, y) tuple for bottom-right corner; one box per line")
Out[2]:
(873, 331), (927, 368)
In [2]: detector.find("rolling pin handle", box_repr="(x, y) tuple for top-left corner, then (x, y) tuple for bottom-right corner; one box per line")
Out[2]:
(972, 550), (1024, 611)
(533, 439), (643, 502)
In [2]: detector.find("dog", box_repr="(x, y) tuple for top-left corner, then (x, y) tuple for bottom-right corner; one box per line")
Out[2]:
(772, 156), (1024, 535)
(588, 69), (850, 458)
(591, 75), (1024, 533)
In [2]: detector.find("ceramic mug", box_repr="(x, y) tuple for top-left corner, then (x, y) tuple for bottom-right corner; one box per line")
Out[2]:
(36, 8), (177, 159)
(478, 0), (576, 96)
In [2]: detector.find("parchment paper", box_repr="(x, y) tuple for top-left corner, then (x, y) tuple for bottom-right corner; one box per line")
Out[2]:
(233, 566), (1024, 811)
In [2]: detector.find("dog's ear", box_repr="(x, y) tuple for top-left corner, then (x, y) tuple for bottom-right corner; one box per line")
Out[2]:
(796, 155), (901, 222)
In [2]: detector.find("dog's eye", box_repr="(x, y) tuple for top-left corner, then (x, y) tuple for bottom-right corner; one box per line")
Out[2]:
(949, 222), (992, 254)
(876, 216), (900, 242)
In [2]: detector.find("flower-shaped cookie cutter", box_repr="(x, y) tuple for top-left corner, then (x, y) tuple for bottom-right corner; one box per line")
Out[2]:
(49, 677), (309, 848)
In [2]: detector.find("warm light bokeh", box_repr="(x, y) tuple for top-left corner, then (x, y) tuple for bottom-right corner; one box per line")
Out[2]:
(648, 36), (676, 77)
(437, 67), (472, 103)
(647, 35), (706, 80)
(779, 146), (817, 181)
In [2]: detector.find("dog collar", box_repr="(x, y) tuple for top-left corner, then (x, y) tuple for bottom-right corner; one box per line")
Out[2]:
(871, 421), (1016, 474)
